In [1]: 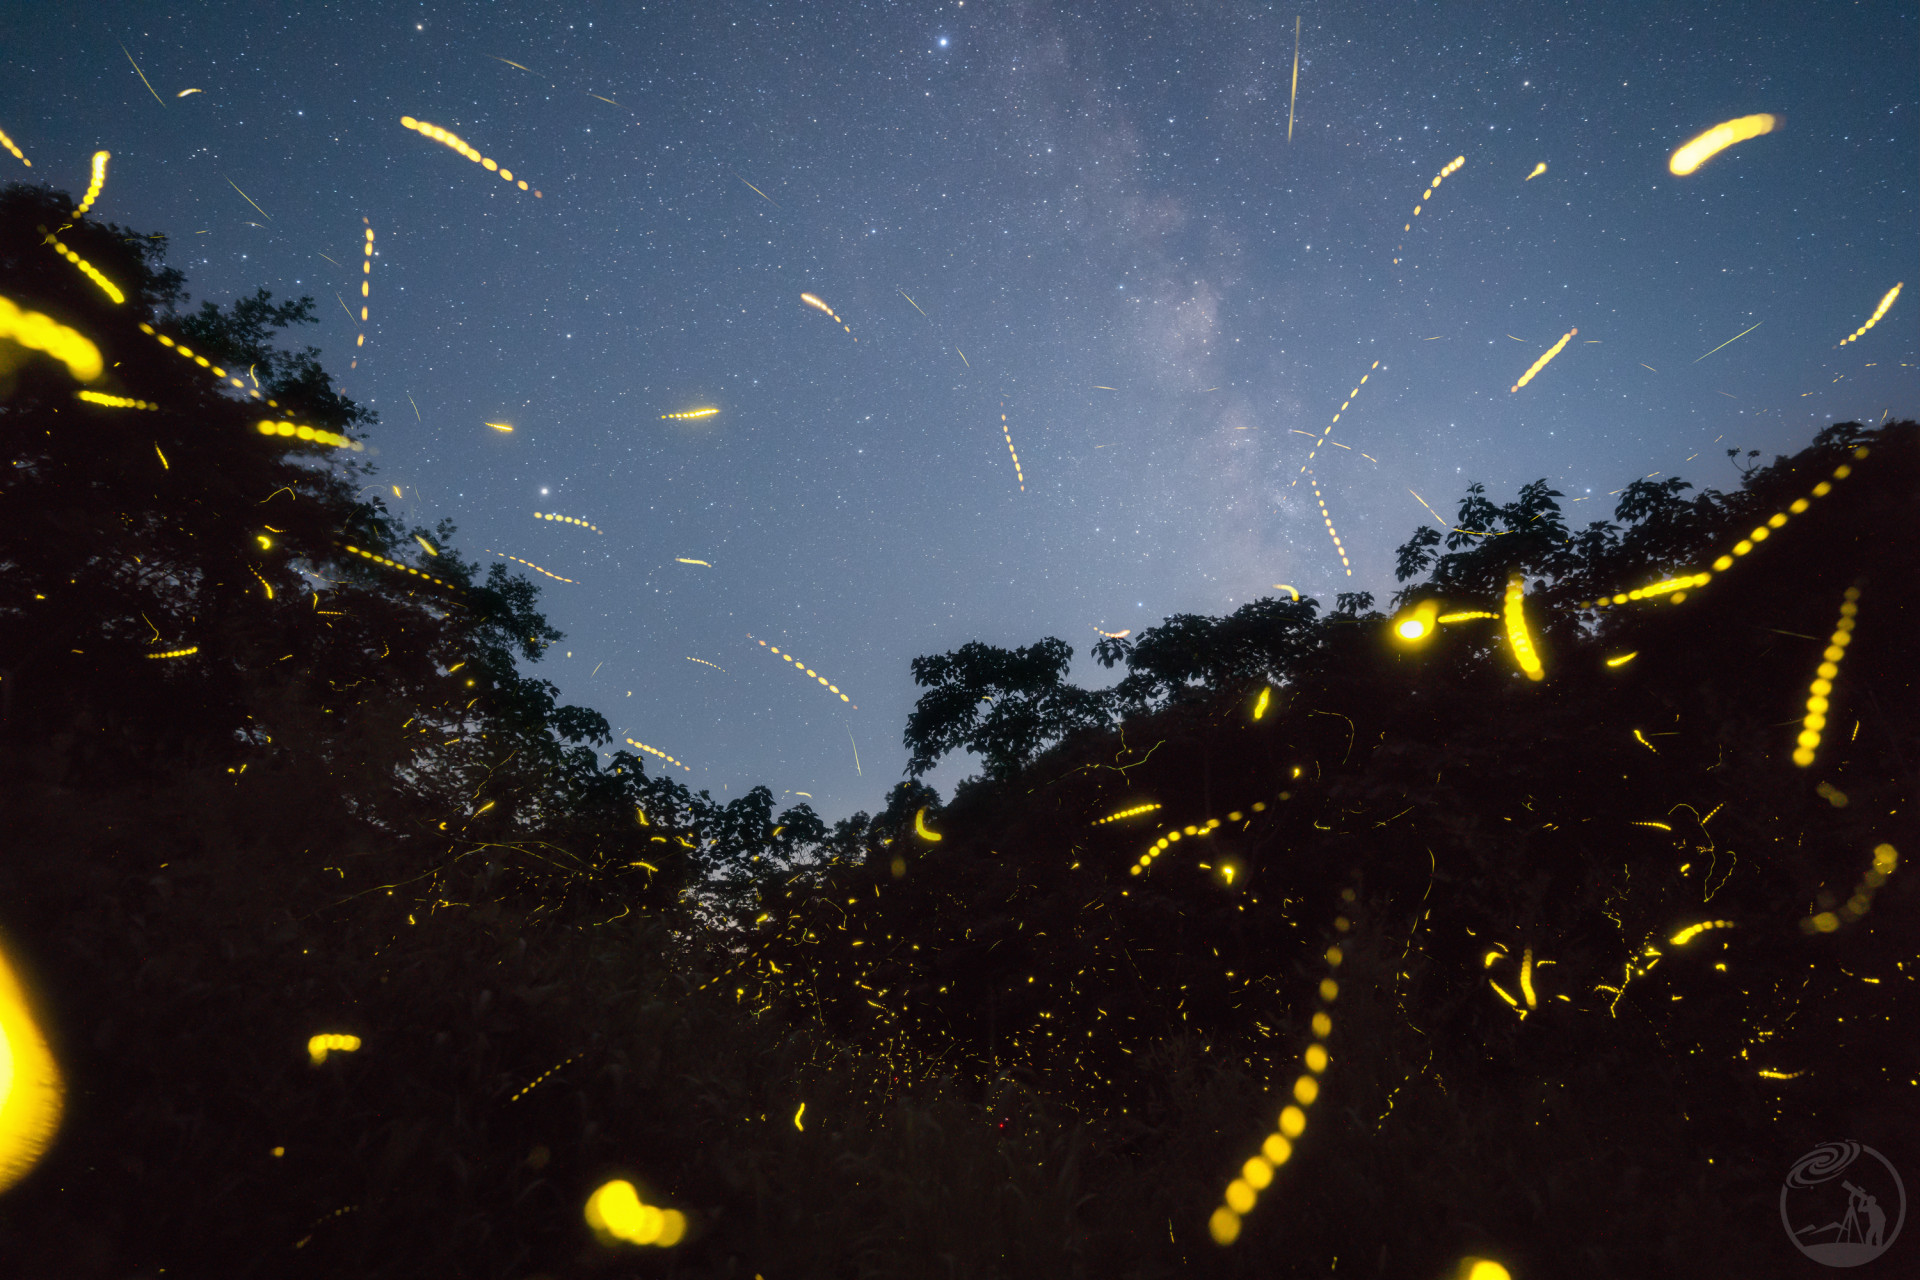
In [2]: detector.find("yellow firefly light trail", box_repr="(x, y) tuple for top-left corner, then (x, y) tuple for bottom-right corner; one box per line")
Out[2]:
(899, 289), (928, 317)
(224, 175), (272, 221)
(0, 125), (30, 167)
(0, 935), (65, 1195)
(1503, 573), (1545, 681)
(352, 221), (372, 367)
(486, 422), (514, 432)
(76, 391), (155, 409)
(800, 292), (855, 339)
(1393, 155), (1464, 264)
(1668, 113), (1778, 176)
(1511, 327), (1577, 392)
(750, 637), (856, 706)
(0, 294), (103, 381)
(914, 807), (943, 842)
(737, 175), (778, 206)
(660, 407), (719, 420)
(674, 558), (710, 567)
(625, 738), (691, 771)
(119, 42), (166, 108)
(1000, 407), (1025, 491)
(488, 550), (572, 583)
(1524, 162), (1547, 181)
(1838, 283), (1901, 346)
(71, 150), (109, 217)
(399, 117), (543, 196)
(1294, 359), (1379, 484)
(43, 233), (125, 304)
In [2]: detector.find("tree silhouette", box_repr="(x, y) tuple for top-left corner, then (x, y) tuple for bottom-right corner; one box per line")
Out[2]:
(904, 637), (1109, 780)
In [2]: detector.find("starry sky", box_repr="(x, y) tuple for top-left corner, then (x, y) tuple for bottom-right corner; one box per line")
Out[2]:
(5, 1), (1914, 820)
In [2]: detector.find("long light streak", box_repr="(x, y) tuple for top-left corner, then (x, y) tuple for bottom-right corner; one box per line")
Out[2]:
(71, 150), (109, 217)
(999, 406), (1026, 491)
(1393, 155), (1464, 265)
(799, 292), (855, 339)
(1309, 475), (1351, 576)
(1502, 573), (1544, 681)
(119, 43), (166, 108)
(624, 738), (691, 772)
(42, 232), (124, 304)
(533, 511), (602, 535)
(399, 117), (542, 196)
(352, 220), (371, 367)
(0, 125), (29, 167)
(1837, 283), (1902, 346)
(660, 407), (719, 420)
(1511, 327), (1577, 392)
(256, 419), (366, 452)
(2, 295), (103, 381)
(487, 550), (571, 583)
(345, 544), (465, 593)
(1792, 586), (1859, 768)
(1287, 15), (1301, 143)
(1668, 113), (1778, 176)
(1294, 360), (1379, 483)
(1692, 321), (1762, 363)
(76, 391), (155, 410)
(749, 636), (856, 706)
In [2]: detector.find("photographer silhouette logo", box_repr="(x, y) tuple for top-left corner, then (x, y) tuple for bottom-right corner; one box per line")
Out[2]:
(1781, 1142), (1905, 1266)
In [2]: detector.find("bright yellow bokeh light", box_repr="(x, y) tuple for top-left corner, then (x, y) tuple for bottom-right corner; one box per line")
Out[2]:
(1278, 1105), (1306, 1138)
(1224, 1178), (1256, 1213)
(1503, 573), (1545, 681)
(1311, 1011), (1331, 1037)
(1394, 599), (1438, 644)
(1262, 1133), (1293, 1165)
(0, 293), (103, 382)
(1209, 1205), (1242, 1244)
(0, 937), (64, 1196)
(1293, 1074), (1319, 1105)
(1669, 113), (1778, 175)
(914, 807), (942, 842)
(1462, 1260), (1513, 1280)
(307, 1033), (361, 1065)
(584, 1179), (682, 1246)
(1304, 1043), (1328, 1073)
(1242, 1155), (1273, 1189)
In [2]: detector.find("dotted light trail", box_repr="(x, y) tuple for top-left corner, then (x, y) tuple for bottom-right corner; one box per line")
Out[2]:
(1668, 113), (1778, 176)
(533, 510), (602, 534)
(353, 221), (371, 368)
(139, 322), (289, 408)
(1092, 627), (1132, 639)
(1837, 283), (1902, 346)
(750, 637), (856, 706)
(1294, 360), (1379, 483)
(342, 544), (465, 593)
(685, 657), (729, 674)
(799, 292), (855, 339)
(1576, 571), (1711, 612)
(256, 419), (366, 452)
(1792, 586), (1859, 768)
(43, 232), (124, 304)
(1210, 908), (1349, 1245)
(1510, 327), (1577, 392)
(70, 150), (108, 217)
(1804, 843), (1900, 935)
(625, 738), (691, 772)
(1309, 475), (1351, 577)
(1669, 920), (1735, 946)
(144, 645), (199, 659)
(509, 1054), (579, 1103)
(1393, 155), (1464, 264)
(2, 294), (102, 381)
(487, 550), (571, 583)
(1524, 162), (1547, 181)
(1000, 407), (1026, 491)
(0, 124), (29, 167)
(399, 117), (543, 195)
(1503, 572), (1545, 681)
(660, 407), (719, 420)
(0, 936), (64, 1196)
(306, 1033), (361, 1065)
(1092, 802), (1161, 826)
(76, 390), (156, 410)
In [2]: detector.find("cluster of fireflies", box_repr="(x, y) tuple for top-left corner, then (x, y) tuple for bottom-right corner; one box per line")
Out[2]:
(76, 390), (155, 410)
(1524, 162), (1547, 181)
(1393, 155), (1464, 264)
(353, 221), (372, 367)
(1511, 327), (1576, 393)
(1837, 282), (1901, 346)
(1210, 900), (1350, 1245)
(534, 511), (602, 534)
(399, 117), (541, 195)
(0, 125), (28, 167)
(2, 294), (102, 381)
(1486, 944), (1559, 1018)
(144, 645), (199, 659)
(584, 1179), (687, 1248)
(625, 738), (690, 772)
(43, 232), (124, 304)
(1503, 573), (1545, 681)
(488, 550), (572, 583)
(257, 418), (366, 452)
(0, 938), (64, 1196)
(343, 543), (465, 593)
(307, 1033), (361, 1065)
(70, 150), (109, 217)
(1803, 843), (1899, 934)
(139, 322), (288, 408)
(799, 292), (855, 339)
(1668, 113), (1778, 177)
(1000, 408), (1025, 491)
(1309, 476), (1351, 576)
(660, 407), (719, 420)
(1792, 586), (1859, 768)
(1093, 802), (1161, 826)
(1294, 360), (1379, 483)
(751, 637), (856, 706)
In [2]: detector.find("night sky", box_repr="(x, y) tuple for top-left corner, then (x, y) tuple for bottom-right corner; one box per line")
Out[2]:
(5, 2), (1914, 820)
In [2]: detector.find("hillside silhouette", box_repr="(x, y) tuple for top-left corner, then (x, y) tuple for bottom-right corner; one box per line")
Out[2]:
(2, 182), (1915, 1279)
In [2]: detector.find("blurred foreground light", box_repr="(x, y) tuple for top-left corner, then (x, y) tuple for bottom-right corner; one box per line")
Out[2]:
(1669, 113), (1777, 175)
(0, 937), (64, 1195)
(585, 1178), (686, 1247)
(307, 1033), (361, 1065)
(1393, 599), (1438, 643)
(0, 293), (102, 381)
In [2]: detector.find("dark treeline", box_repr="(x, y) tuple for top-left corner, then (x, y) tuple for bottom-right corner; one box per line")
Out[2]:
(2, 183), (1914, 1279)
